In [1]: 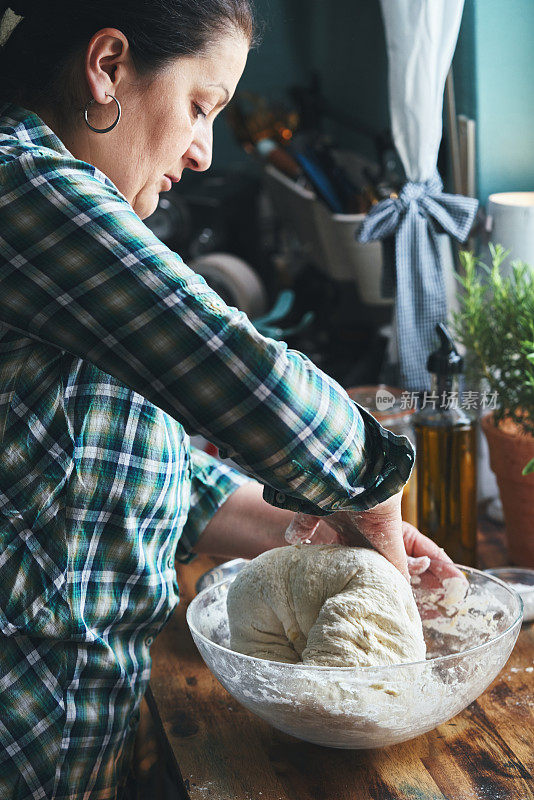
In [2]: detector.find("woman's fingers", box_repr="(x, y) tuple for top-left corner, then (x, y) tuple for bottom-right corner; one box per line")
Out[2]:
(407, 555), (431, 576)
(402, 522), (450, 561)
(402, 522), (464, 581)
(402, 522), (469, 619)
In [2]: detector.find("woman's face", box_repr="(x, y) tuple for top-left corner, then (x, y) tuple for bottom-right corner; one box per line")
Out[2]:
(68, 29), (249, 219)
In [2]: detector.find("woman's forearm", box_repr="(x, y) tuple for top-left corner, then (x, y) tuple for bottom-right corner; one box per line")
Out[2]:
(192, 482), (295, 559)
(193, 482), (339, 559)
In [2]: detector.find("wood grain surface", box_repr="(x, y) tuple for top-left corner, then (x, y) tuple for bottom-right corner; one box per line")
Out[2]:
(149, 517), (534, 800)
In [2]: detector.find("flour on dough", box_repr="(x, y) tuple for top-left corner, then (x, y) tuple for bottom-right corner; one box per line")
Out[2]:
(226, 545), (426, 667)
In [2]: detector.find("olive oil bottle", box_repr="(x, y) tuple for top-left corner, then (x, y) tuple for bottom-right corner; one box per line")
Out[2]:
(414, 324), (477, 566)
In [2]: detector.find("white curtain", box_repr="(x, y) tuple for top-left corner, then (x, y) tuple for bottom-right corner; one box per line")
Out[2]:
(379, 0), (465, 182)
(360, 0), (477, 390)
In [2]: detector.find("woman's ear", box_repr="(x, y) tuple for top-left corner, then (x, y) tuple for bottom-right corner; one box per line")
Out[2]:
(84, 27), (130, 104)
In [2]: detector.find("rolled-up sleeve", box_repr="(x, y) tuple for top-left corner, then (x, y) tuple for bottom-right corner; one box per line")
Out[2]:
(0, 145), (414, 517)
(263, 403), (414, 514)
(176, 447), (251, 564)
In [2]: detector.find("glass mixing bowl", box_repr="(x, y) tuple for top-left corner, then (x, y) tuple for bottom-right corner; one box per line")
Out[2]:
(186, 566), (522, 749)
(484, 567), (534, 622)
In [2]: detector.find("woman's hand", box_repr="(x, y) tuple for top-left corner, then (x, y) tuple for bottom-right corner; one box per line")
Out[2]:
(401, 521), (463, 582)
(286, 492), (410, 580)
(285, 494), (466, 586)
(401, 521), (468, 616)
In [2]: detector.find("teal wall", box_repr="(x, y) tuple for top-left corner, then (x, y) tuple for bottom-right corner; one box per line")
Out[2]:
(473, 0), (534, 202)
(454, 0), (534, 204)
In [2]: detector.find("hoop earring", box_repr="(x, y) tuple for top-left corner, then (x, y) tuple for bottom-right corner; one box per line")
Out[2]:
(84, 93), (121, 133)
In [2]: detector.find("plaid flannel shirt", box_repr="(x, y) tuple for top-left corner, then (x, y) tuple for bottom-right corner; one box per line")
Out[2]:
(0, 103), (414, 799)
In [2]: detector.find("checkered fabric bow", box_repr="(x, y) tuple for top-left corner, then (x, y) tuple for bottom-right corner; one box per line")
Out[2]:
(359, 173), (478, 390)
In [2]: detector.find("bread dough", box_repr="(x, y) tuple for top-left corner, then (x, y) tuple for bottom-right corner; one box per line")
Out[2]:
(227, 544), (426, 667)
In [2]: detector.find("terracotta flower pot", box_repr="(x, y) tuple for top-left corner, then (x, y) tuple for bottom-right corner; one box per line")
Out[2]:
(481, 413), (534, 566)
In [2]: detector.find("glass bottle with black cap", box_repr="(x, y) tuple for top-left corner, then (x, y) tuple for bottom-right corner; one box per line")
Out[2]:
(414, 323), (478, 567)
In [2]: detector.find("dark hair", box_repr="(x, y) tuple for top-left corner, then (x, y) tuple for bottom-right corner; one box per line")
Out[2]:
(0, 0), (258, 121)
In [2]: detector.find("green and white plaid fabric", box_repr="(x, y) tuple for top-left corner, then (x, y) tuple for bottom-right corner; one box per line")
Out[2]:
(0, 103), (414, 798)
(0, 347), (250, 800)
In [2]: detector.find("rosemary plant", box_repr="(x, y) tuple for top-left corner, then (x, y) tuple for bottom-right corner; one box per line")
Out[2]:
(452, 244), (534, 474)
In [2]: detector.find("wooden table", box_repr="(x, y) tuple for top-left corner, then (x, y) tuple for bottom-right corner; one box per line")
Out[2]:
(148, 518), (534, 800)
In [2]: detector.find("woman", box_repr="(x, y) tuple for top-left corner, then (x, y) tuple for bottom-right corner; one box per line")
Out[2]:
(0, 1), (454, 797)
